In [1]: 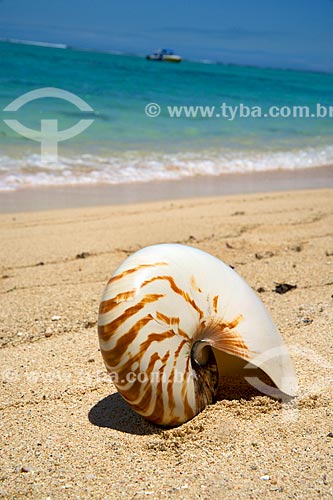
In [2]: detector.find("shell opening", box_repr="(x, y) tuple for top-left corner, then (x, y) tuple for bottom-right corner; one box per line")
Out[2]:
(191, 341), (218, 413)
(191, 340), (213, 367)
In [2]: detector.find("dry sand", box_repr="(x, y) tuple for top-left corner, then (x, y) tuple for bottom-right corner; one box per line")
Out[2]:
(0, 188), (332, 499)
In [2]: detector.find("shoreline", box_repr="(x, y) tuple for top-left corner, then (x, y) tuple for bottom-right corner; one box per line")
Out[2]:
(0, 164), (332, 213)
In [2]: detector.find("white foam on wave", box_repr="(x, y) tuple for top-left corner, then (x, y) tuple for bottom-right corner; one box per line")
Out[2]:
(0, 146), (332, 191)
(1, 38), (68, 49)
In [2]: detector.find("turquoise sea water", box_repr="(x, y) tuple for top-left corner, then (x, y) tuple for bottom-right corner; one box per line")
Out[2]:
(0, 40), (332, 191)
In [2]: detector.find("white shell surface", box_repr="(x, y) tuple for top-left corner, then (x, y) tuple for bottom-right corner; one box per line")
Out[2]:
(98, 244), (297, 425)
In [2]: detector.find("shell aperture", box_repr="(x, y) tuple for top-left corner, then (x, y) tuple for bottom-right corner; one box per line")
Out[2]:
(98, 244), (297, 426)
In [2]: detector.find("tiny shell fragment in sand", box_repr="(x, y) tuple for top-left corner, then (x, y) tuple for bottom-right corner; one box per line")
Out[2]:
(51, 315), (61, 321)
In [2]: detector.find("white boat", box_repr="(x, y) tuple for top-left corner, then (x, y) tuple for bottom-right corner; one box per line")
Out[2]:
(146, 49), (182, 63)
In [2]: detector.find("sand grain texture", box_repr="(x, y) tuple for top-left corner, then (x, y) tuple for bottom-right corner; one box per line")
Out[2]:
(0, 189), (332, 499)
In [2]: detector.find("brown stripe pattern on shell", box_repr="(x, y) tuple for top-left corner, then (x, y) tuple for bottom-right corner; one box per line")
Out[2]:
(98, 254), (250, 426)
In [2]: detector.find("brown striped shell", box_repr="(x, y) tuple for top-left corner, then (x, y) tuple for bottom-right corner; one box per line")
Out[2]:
(98, 244), (296, 426)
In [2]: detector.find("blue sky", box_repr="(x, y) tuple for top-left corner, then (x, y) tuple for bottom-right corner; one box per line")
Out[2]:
(1, 0), (333, 72)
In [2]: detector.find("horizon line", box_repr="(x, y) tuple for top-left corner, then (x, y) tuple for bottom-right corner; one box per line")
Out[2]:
(1, 37), (332, 76)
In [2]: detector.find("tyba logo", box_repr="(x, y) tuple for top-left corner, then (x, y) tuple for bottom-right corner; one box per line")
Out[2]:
(3, 87), (94, 160)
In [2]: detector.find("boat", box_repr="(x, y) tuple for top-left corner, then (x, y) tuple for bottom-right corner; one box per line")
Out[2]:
(146, 49), (182, 63)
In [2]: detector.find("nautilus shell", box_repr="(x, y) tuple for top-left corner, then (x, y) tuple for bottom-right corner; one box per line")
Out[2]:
(98, 244), (296, 426)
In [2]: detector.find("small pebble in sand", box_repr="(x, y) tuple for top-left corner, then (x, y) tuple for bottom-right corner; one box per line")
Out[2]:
(76, 252), (90, 259)
(45, 329), (52, 338)
(18, 465), (34, 473)
(274, 283), (297, 294)
(51, 315), (61, 321)
(84, 320), (97, 329)
(261, 475), (271, 481)
(291, 245), (303, 252)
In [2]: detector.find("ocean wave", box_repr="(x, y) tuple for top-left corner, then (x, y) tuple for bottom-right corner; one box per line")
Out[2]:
(1, 38), (68, 49)
(0, 146), (332, 191)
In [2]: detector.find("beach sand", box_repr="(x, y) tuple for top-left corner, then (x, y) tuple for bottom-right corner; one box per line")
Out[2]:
(0, 188), (332, 499)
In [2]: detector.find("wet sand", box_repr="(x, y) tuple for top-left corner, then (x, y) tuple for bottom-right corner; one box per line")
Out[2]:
(0, 188), (332, 499)
(0, 164), (332, 213)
